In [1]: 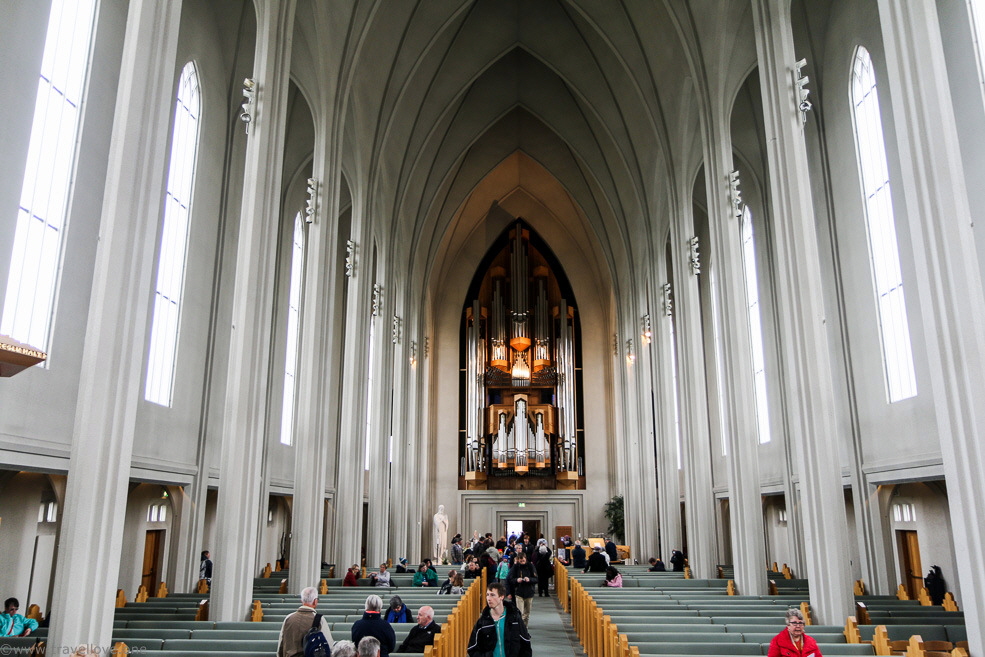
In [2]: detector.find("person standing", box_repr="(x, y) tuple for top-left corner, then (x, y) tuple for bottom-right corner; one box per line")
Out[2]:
(467, 582), (532, 657)
(670, 549), (685, 572)
(767, 608), (822, 657)
(275, 587), (333, 657)
(533, 539), (553, 597)
(583, 545), (608, 573)
(450, 537), (465, 565)
(571, 541), (587, 569)
(506, 552), (537, 627)
(351, 595), (396, 657)
(199, 550), (213, 586)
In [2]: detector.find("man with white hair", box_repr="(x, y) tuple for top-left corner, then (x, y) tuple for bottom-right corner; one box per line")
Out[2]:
(396, 605), (441, 653)
(276, 586), (333, 657)
(351, 594), (396, 657)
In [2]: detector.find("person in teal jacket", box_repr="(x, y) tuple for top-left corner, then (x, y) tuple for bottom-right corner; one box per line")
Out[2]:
(2, 598), (39, 636)
(412, 563), (438, 587)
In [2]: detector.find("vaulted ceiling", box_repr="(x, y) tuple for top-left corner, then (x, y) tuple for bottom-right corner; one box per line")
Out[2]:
(290, 0), (761, 302)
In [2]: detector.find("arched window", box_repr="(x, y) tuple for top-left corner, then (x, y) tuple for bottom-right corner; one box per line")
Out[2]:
(740, 207), (772, 443)
(145, 62), (201, 406)
(280, 213), (305, 446)
(1, 0), (98, 353)
(850, 46), (917, 402)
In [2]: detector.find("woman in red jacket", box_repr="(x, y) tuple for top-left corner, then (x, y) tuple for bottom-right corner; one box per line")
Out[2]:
(768, 609), (822, 657)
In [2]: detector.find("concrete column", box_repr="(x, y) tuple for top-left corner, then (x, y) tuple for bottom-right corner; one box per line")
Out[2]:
(619, 317), (645, 556)
(50, 0), (181, 646)
(386, 288), (414, 563)
(289, 135), (343, 593)
(671, 203), (718, 579)
(632, 300), (660, 561)
(750, 0), (853, 623)
(702, 135), (766, 594)
(653, 254), (683, 564)
(211, 0), (296, 621)
(366, 276), (395, 565)
(47, 1), (182, 648)
(386, 301), (412, 561)
(331, 199), (373, 566)
(403, 317), (425, 562)
(876, 2), (985, 652)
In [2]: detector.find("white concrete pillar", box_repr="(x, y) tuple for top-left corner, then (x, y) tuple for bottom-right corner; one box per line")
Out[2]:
(703, 134), (767, 595)
(331, 200), (373, 566)
(876, 2), (985, 652)
(289, 135), (343, 593)
(47, 0), (182, 648)
(211, 0), (297, 621)
(671, 203), (718, 579)
(631, 297), (660, 561)
(750, 0), (853, 623)
(366, 275), (396, 564)
(653, 254), (683, 564)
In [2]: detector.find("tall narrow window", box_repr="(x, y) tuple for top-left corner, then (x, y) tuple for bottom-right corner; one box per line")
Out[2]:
(740, 207), (772, 443)
(145, 62), (201, 406)
(280, 213), (305, 446)
(1, 0), (98, 352)
(851, 46), (917, 402)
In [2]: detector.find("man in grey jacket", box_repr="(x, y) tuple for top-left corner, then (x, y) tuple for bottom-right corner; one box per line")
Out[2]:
(276, 587), (333, 657)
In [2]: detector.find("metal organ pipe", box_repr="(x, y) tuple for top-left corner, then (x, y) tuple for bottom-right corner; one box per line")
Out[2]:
(467, 301), (480, 472)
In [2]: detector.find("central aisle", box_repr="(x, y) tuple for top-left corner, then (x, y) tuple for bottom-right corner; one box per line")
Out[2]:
(523, 594), (587, 656)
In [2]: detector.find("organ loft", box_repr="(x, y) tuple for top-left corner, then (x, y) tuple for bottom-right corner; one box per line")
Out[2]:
(461, 222), (583, 490)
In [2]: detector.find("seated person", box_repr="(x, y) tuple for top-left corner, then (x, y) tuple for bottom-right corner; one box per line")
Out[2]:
(413, 563), (438, 587)
(384, 595), (411, 623)
(332, 640), (356, 657)
(767, 608), (821, 657)
(396, 606), (441, 653)
(449, 572), (466, 594)
(437, 569), (458, 594)
(463, 559), (481, 579)
(423, 558), (438, 574)
(604, 566), (622, 587)
(648, 557), (666, 572)
(395, 557), (409, 573)
(370, 563), (391, 587)
(1, 598), (39, 637)
(343, 564), (361, 586)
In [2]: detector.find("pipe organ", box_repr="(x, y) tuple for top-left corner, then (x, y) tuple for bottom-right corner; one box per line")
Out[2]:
(461, 222), (583, 490)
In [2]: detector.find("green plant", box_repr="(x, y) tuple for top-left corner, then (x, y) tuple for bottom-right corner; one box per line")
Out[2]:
(603, 494), (625, 543)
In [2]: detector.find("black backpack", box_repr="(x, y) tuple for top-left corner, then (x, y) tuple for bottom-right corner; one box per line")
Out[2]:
(303, 613), (330, 657)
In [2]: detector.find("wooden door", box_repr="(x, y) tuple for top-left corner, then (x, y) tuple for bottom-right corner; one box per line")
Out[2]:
(142, 530), (164, 592)
(898, 530), (923, 599)
(522, 520), (541, 540)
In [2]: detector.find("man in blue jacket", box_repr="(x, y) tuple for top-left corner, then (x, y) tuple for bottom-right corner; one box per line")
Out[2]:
(351, 595), (396, 657)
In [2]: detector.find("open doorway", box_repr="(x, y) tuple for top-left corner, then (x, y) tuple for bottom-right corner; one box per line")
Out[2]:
(504, 519), (541, 540)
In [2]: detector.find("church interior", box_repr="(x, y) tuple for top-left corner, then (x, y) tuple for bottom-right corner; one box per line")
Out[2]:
(1, 0), (985, 652)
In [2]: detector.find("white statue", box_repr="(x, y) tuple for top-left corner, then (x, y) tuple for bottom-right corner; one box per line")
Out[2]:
(433, 504), (449, 560)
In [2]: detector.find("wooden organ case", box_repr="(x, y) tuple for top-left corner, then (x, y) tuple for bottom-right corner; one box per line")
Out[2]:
(460, 222), (584, 490)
